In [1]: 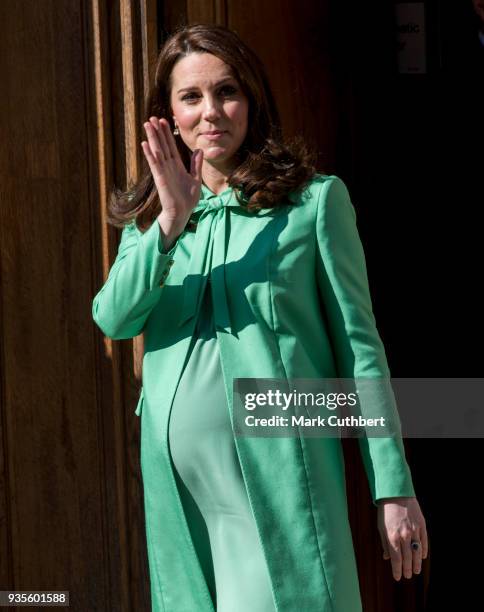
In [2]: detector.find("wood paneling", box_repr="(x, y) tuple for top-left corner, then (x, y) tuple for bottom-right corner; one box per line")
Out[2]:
(186, 0), (338, 171)
(0, 0), (158, 610)
(0, 0), (109, 608)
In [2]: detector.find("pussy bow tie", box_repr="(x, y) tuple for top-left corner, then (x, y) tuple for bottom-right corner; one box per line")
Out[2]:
(177, 186), (250, 336)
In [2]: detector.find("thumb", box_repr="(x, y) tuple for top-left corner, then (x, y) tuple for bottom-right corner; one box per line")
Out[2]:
(381, 537), (390, 560)
(377, 523), (390, 560)
(190, 148), (203, 182)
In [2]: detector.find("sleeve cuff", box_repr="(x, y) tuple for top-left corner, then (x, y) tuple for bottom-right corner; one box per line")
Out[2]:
(137, 220), (181, 289)
(155, 221), (184, 257)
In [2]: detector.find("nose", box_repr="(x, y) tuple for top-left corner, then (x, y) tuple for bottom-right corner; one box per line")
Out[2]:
(201, 95), (222, 122)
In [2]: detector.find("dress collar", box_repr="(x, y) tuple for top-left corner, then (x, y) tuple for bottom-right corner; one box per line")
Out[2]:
(194, 182), (249, 212)
(200, 182), (233, 200)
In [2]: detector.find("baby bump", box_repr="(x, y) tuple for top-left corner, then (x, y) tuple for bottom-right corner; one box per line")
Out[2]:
(168, 284), (251, 518)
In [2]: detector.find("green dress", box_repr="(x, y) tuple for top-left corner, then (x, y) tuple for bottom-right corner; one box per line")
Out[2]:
(168, 274), (276, 612)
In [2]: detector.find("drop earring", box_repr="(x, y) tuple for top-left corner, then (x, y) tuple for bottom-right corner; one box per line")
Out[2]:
(173, 120), (179, 136)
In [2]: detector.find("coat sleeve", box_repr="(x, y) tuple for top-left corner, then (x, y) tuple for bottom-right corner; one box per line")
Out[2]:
(314, 175), (416, 506)
(92, 219), (181, 340)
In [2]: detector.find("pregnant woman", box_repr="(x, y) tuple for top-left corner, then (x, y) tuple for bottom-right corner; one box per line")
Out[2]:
(92, 23), (427, 612)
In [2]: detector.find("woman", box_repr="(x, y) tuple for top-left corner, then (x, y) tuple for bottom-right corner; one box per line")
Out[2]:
(92, 23), (428, 612)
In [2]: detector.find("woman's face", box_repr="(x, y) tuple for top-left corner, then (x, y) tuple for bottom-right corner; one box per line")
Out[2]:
(169, 52), (249, 173)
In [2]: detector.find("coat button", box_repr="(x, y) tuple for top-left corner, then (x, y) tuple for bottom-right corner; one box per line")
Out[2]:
(168, 259), (175, 266)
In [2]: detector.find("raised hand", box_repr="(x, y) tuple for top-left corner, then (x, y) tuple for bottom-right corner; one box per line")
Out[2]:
(141, 116), (204, 251)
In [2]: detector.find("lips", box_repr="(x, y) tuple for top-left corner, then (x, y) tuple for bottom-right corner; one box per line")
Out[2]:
(202, 131), (227, 141)
(202, 130), (226, 135)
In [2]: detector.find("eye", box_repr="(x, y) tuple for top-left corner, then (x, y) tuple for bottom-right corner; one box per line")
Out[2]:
(220, 85), (237, 95)
(181, 85), (238, 103)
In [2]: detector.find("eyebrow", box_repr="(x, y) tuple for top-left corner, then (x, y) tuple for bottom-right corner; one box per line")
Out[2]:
(177, 77), (235, 94)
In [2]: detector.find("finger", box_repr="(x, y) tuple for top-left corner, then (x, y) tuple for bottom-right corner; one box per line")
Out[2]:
(143, 122), (165, 166)
(149, 116), (171, 161)
(190, 148), (197, 178)
(411, 528), (423, 575)
(141, 141), (162, 178)
(388, 537), (403, 581)
(378, 530), (391, 561)
(420, 520), (429, 559)
(191, 149), (203, 182)
(143, 117), (168, 164)
(400, 530), (413, 579)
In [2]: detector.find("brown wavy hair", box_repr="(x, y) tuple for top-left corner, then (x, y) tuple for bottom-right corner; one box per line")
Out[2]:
(107, 23), (319, 231)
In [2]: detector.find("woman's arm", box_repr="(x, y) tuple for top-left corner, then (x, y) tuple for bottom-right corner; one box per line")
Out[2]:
(314, 175), (415, 506)
(92, 115), (204, 340)
(91, 219), (181, 340)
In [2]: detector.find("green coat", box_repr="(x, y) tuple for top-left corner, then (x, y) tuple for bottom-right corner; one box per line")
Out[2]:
(92, 174), (415, 612)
